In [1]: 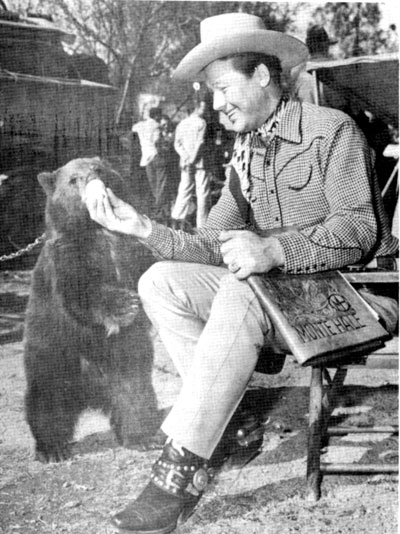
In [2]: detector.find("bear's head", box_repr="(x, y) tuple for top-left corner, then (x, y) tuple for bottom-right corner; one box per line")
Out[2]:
(38, 157), (130, 235)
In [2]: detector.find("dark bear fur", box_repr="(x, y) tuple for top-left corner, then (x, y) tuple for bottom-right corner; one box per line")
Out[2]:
(24, 157), (160, 462)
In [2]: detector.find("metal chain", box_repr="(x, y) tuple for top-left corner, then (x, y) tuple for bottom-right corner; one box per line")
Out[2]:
(0, 234), (45, 263)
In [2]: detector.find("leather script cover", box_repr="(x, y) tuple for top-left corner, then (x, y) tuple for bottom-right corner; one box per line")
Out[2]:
(248, 270), (389, 366)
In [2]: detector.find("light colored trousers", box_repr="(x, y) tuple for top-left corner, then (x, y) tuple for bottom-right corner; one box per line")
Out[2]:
(138, 261), (286, 460)
(171, 166), (210, 228)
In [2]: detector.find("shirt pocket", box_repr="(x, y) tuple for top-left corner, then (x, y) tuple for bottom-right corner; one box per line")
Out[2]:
(276, 148), (315, 191)
(287, 165), (313, 191)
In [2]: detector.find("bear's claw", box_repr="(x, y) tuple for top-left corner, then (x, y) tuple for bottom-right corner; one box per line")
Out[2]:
(35, 443), (71, 463)
(94, 286), (142, 333)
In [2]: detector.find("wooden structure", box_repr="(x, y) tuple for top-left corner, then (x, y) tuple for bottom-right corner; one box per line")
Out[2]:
(0, 11), (118, 260)
(0, 73), (117, 168)
(305, 320), (398, 501)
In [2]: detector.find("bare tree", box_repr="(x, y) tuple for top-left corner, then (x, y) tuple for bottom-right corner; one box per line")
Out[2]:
(5, 1), (327, 123)
(315, 3), (387, 57)
(11, 1), (300, 120)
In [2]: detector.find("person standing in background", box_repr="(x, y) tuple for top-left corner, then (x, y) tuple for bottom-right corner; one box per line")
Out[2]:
(291, 25), (350, 112)
(171, 100), (210, 228)
(159, 113), (180, 220)
(132, 107), (169, 218)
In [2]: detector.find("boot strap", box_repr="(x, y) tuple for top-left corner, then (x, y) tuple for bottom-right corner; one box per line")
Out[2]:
(151, 457), (209, 498)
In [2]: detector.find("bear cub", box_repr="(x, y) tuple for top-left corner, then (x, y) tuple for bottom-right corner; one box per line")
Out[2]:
(24, 157), (159, 462)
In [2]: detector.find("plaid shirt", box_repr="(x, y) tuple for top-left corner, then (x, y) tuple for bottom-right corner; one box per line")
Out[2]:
(144, 100), (398, 274)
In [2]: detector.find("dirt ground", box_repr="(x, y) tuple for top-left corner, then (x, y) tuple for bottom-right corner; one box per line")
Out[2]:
(0, 268), (398, 534)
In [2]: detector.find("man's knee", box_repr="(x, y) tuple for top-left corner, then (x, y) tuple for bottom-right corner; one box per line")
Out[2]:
(216, 273), (268, 326)
(138, 262), (175, 302)
(138, 261), (204, 305)
(217, 272), (254, 301)
(139, 262), (229, 321)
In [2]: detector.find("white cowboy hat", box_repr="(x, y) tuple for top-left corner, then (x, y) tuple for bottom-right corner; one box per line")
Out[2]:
(173, 13), (309, 81)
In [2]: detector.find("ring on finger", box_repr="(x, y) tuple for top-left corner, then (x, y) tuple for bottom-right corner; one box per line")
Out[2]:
(229, 262), (240, 273)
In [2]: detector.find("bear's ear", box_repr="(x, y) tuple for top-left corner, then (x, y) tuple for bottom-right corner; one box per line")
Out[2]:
(38, 172), (56, 194)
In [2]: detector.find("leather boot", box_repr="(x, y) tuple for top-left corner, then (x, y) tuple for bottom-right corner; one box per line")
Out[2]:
(111, 441), (209, 533)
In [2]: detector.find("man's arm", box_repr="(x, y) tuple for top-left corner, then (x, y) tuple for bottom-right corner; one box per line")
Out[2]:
(86, 172), (247, 266)
(173, 123), (190, 163)
(143, 175), (248, 264)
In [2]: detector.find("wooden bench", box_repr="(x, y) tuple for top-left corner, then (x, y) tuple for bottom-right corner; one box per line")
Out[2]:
(254, 268), (398, 502)
(305, 338), (398, 501)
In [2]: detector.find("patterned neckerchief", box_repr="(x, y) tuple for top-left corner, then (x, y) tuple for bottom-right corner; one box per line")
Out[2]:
(255, 94), (289, 142)
(231, 95), (289, 202)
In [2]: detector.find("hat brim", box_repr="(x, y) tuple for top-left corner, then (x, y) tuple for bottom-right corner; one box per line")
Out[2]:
(173, 30), (309, 81)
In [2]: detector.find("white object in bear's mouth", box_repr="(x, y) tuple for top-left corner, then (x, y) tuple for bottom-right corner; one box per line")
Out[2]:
(84, 178), (107, 204)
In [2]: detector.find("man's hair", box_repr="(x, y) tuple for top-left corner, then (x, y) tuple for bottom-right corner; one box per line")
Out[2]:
(186, 100), (206, 115)
(185, 102), (196, 114)
(149, 107), (162, 121)
(221, 52), (282, 84)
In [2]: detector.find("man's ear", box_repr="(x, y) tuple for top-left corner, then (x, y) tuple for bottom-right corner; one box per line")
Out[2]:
(255, 64), (271, 88)
(38, 172), (57, 195)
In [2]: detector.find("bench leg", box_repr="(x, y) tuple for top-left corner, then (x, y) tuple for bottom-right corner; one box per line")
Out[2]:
(306, 366), (348, 501)
(307, 366), (323, 501)
(321, 367), (348, 435)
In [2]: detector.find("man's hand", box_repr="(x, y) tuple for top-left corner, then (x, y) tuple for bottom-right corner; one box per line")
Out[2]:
(86, 188), (152, 239)
(219, 230), (285, 280)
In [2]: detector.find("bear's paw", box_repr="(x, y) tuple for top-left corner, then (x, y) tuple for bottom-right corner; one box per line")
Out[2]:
(94, 285), (141, 335)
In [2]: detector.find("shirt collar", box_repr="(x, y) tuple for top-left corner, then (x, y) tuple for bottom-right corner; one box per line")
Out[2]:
(231, 98), (303, 202)
(275, 99), (302, 144)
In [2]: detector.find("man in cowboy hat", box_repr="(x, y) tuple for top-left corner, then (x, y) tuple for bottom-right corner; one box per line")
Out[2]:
(86, 13), (398, 533)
